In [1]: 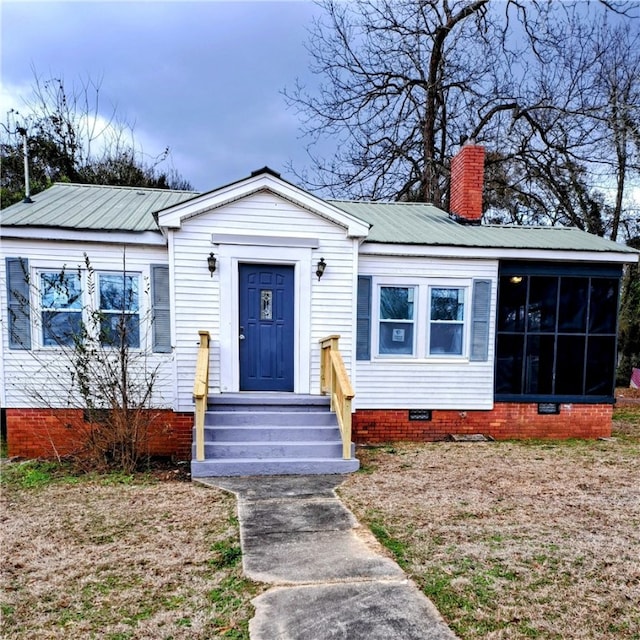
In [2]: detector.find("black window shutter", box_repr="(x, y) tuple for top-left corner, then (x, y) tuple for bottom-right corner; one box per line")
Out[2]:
(356, 276), (372, 361)
(470, 279), (491, 361)
(151, 265), (171, 353)
(6, 257), (31, 350)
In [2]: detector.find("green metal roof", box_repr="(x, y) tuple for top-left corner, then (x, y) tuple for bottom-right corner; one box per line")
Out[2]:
(0, 183), (198, 232)
(1, 182), (636, 256)
(330, 200), (638, 254)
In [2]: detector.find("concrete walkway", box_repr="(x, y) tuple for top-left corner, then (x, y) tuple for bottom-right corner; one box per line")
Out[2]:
(198, 475), (457, 640)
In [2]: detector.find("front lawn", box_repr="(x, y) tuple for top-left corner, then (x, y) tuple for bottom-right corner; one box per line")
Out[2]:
(0, 469), (260, 639)
(339, 403), (640, 639)
(3, 401), (638, 639)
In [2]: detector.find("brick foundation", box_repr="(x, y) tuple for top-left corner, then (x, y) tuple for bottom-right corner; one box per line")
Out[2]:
(353, 403), (613, 442)
(6, 402), (614, 461)
(6, 408), (193, 461)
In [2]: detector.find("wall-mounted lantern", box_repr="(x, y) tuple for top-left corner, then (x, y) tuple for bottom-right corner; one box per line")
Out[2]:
(207, 252), (217, 276)
(316, 257), (327, 281)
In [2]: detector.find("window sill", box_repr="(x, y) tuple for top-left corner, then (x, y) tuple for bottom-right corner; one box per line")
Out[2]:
(372, 356), (470, 364)
(494, 394), (615, 404)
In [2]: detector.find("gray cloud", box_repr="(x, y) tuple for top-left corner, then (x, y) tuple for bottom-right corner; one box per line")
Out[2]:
(1, 1), (326, 190)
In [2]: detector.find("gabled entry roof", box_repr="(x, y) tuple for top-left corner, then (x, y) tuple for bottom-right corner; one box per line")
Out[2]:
(153, 168), (371, 238)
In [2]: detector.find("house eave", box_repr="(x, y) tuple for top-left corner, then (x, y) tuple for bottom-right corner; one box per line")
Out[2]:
(0, 226), (167, 246)
(359, 242), (639, 263)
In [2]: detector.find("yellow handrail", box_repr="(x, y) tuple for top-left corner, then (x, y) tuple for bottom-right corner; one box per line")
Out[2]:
(319, 335), (355, 459)
(193, 331), (210, 462)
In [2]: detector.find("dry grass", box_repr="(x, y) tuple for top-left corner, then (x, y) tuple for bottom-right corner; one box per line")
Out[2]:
(340, 406), (640, 639)
(0, 473), (259, 640)
(2, 400), (639, 639)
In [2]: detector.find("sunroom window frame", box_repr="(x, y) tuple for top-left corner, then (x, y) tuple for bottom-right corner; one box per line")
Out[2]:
(495, 261), (622, 403)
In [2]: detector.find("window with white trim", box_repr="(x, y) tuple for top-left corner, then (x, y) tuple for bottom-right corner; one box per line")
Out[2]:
(378, 286), (415, 355)
(40, 271), (83, 346)
(98, 273), (141, 348)
(7, 260), (170, 353)
(372, 280), (472, 359)
(429, 287), (466, 355)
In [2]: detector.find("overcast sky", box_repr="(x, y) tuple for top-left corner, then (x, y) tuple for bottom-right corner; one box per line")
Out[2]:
(1, 1), (328, 192)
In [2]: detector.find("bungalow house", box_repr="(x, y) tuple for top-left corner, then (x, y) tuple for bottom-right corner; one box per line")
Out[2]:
(1, 144), (638, 476)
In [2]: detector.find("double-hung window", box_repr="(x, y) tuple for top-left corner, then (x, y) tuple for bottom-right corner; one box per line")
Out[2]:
(429, 287), (465, 355)
(98, 273), (141, 348)
(358, 276), (476, 361)
(7, 260), (164, 352)
(40, 271), (83, 346)
(378, 286), (415, 355)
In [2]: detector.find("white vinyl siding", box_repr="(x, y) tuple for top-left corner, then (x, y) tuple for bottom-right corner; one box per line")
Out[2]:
(0, 238), (174, 409)
(356, 255), (498, 410)
(170, 191), (359, 411)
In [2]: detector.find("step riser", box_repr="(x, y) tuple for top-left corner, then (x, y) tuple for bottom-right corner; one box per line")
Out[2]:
(193, 442), (355, 459)
(208, 404), (331, 413)
(191, 458), (360, 477)
(205, 411), (338, 427)
(199, 426), (341, 442)
(208, 394), (330, 410)
(195, 442), (348, 459)
(192, 398), (358, 477)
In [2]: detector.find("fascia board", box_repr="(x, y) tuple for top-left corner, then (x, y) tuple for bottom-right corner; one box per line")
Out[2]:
(359, 243), (639, 264)
(155, 174), (370, 238)
(0, 227), (166, 246)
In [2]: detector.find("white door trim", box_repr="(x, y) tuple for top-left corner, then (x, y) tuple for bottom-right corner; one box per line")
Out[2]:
(216, 243), (312, 393)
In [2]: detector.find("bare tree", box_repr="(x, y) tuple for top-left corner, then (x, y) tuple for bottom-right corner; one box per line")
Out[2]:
(7, 255), (167, 472)
(1, 72), (192, 206)
(286, 0), (510, 204)
(286, 0), (639, 242)
(484, 11), (640, 240)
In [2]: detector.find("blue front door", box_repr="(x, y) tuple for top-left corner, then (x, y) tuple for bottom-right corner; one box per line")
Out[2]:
(239, 264), (295, 391)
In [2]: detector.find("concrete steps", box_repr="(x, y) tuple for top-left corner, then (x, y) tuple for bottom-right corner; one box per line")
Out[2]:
(190, 394), (359, 477)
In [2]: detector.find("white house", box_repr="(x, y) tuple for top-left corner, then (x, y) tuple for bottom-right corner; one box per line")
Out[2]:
(2, 145), (638, 476)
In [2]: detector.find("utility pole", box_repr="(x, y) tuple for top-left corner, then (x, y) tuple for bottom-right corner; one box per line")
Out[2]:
(16, 126), (33, 203)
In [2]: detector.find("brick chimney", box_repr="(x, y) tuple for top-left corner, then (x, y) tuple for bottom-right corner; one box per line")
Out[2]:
(449, 142), (485, 224)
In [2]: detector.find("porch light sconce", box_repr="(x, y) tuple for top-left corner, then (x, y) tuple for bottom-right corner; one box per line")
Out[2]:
(316, 257), (327, 281)
(207, 252), (217, 277)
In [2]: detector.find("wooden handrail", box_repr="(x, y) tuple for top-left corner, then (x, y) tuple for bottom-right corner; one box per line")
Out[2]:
(193, 331), (210, 462)
(319, 335), (355, 459)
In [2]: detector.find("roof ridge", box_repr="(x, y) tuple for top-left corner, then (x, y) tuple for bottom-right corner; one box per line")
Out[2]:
(328, 198), (436, 206)
(483, 224), (576, 231)
(52, 182), (200, 195)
